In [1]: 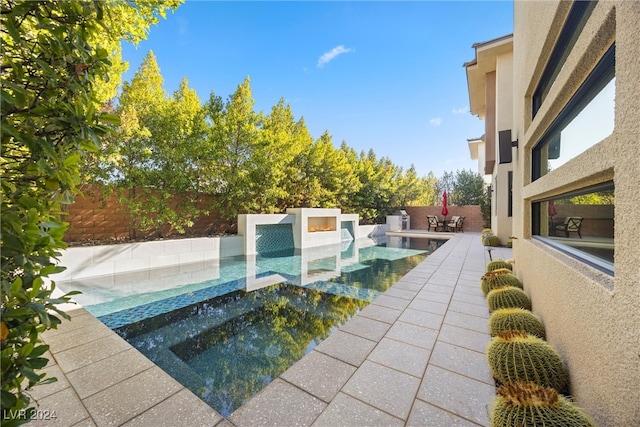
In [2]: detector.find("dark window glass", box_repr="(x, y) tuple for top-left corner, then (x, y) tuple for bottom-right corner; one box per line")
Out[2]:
(532, 0), (598, 117)
(499, 130), (512, 164)
(532, 44), (615, 181)
(508, 171), (513, 217)
(532, 181), (614, 275)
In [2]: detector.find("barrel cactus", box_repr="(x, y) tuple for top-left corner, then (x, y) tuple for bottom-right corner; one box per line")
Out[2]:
(491, 381), (596, 427)
(489, 308), (546, 338)
(482, 234), (502, 247)
(487, 331), (569, 391)
(486, 259), (513, 272)
(481, 268), (523, 296)
(487, 286), (531, 312)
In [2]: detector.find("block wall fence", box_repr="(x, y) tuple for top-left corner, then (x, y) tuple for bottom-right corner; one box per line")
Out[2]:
(404, 206), (485, 232)
(61, 185), (485, 242)
(61, 185), (225, 242)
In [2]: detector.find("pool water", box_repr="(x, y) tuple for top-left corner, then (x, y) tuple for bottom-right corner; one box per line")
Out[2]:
(65, 237), (445, 417)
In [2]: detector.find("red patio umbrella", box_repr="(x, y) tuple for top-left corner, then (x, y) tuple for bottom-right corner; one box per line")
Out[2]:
(441, 191), (449, 220)
(548, 200), (557, 218)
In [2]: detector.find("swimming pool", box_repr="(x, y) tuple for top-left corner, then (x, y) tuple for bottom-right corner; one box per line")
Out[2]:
(62, 236), (445, 417)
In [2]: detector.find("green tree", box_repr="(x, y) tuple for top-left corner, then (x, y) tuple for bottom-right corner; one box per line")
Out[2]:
(89, 0), (183, 105)
(394, 165), (427, 208)
(278, 116), (315, 209)
(450, 169), (486, 205)
(437, 170), (455, 197)
(419, 171), (440, 206)
(89, 54), (207, 237)
(150, 76), (208, 234)
(1, 1), (180, 422)
(438, 169), (486, 206)
(297, 132), (359, 208)
(350, 150), (399, 223)
(259, 99), (309, 212)
(92, 51), (164, 237)
(204, 77), (264, 228)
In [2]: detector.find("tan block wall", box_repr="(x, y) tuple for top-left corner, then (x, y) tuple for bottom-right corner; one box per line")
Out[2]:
(62, 185), (226, 242)
(63, 187), (483, 242)
(404, 206), (483, 232)
(512, 1), (640, 425)
(552, 204), (614, 238)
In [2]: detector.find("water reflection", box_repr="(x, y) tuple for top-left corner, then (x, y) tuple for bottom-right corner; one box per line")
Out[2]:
(113, 242), (434, 417)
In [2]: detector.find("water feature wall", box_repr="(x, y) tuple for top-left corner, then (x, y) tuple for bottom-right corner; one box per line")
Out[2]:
(239, 209), (360, 255)
(255, 223), (295, 256)
(341, 221), (355, 242)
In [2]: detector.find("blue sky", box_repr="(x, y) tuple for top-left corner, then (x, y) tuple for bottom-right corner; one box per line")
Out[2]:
(121, 1), (513, 179)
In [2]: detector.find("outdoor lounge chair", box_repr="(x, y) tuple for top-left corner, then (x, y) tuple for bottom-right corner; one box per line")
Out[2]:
(445, 216), (460, 232)
(555, 216), (583, 238)
(427, 215), (443, 232)
(449, 216), (465, 232)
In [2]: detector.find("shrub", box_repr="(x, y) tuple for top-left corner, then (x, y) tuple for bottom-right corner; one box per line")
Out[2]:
(1, 1), (181, 422)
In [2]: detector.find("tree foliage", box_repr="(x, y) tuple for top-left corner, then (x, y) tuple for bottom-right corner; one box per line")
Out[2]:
(88, 52), (204, 237)
(0, 0), (181, 423)
(87, 48), (489, 234)
(449, 169), (486, 205)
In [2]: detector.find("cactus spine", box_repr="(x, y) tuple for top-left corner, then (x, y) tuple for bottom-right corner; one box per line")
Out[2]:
(486, 260), (513, 272)
(481, 268), (523, 296)
(487, 331), (569, 391)
(482, 234), (502, 247)
(486, 286), (532, 312)
(489, 308), (546, 339)
(491, 381), (596, 427)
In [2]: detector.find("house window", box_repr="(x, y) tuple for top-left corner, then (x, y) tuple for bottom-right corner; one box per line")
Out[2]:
(532, 0), (597, 117)
(507, 171), (513, 217)
(532, 44), (615, 181)
(532, 181), (614, 275)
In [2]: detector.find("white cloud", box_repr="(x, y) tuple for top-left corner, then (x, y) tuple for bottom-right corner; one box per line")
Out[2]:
(429, 117), (443, 127)
(176, 17), (188, 35)
(317, 45), (353, 68)
(452, 107), (468, 115)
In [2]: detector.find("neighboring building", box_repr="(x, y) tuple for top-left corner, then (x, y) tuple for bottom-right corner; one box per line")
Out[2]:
(464, 34), (513, 243)
(466, 1), (640, 425)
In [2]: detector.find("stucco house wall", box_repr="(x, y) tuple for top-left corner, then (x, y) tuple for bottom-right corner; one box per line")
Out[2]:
(465, 35), (514, 244)
(511, 1), (640, 425)
(492, 51), (513, 243)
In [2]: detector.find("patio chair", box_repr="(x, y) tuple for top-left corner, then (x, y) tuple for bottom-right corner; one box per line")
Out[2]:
(445, 216), (460, 232)
(555, 216), (583, 238)
(427, 215), (443, 232)
(451, 216), (465, 232)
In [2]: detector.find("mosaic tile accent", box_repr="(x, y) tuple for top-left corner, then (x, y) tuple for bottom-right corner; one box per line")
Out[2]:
(89, 240), (429, 330)
(98, 272), (268, 329)
(341, 221), (355, 241)
(256, 223), (295, 255)
(304, 281), (382, 302)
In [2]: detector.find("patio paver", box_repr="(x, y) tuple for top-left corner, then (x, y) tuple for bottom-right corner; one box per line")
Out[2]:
(31, 232), (510, 426)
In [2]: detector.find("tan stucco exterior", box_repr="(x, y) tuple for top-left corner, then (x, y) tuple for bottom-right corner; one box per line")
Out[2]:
(465, 35), (514, 243)
(508, 1), (640, 426)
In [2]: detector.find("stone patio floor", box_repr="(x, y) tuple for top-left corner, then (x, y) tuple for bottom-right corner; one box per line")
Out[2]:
(30, 232), (512, 426)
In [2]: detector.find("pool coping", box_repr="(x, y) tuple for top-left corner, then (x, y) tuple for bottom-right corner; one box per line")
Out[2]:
(30, 232), (511, 426)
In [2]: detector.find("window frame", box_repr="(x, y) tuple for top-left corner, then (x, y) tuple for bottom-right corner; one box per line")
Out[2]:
(532, 43), (615, 181)
(532, 0), (598, 117)
(531, 181), (614, 276)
